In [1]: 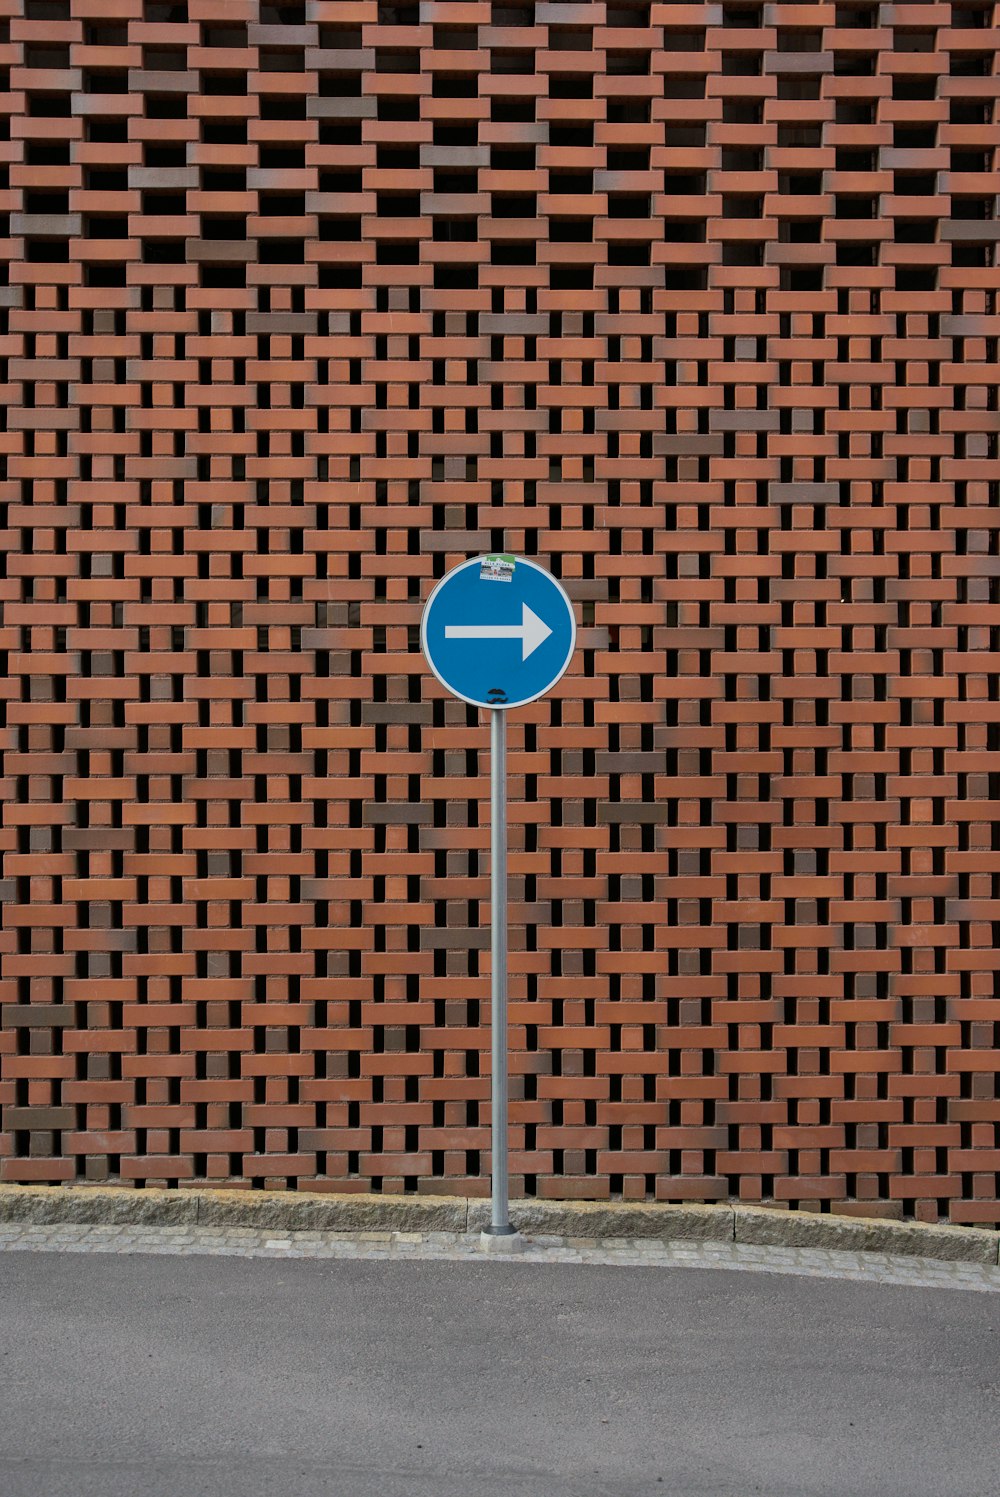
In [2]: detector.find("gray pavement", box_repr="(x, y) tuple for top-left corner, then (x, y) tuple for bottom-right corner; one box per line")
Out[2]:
(1, 1239), (998, 1497)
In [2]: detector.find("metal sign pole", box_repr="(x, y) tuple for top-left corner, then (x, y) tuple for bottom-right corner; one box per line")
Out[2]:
(420, 554), (576, 1254)
(489, 706), (512, 1236)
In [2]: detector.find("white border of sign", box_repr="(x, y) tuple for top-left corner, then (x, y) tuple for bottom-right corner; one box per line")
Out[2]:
(420, 554), (577, 710)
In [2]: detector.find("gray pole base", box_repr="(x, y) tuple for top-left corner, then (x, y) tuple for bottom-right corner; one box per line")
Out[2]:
(479, 1227), (527, 1255)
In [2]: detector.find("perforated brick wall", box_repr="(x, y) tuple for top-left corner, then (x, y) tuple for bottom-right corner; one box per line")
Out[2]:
(2, 0), (1000, 1225)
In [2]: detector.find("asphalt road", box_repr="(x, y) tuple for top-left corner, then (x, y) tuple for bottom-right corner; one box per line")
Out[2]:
(0, 1251), (997, 1497)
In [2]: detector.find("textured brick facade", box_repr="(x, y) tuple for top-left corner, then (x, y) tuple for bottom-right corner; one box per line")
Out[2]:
(2, 0), (1000, 1224)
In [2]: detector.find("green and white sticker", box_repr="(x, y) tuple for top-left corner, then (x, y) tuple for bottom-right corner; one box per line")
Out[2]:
(481, 554), (516, 583)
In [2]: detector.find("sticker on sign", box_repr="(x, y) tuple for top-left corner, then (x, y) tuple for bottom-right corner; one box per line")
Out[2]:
(480, 554), (516, 583)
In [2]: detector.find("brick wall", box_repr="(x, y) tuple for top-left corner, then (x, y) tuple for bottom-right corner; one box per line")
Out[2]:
(2, 0), (1000, 1225)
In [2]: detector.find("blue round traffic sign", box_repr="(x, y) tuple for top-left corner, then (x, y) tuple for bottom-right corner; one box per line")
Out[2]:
(421, 555), (576, 710)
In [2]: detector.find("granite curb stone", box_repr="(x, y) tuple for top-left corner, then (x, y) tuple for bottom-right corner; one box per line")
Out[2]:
(733, 1205), (1000, 1264)
(193, 1189), (467, 1235)
(486, 1200), (735, 1243)
(0, 1186), (998, 1266)
(0, 1185), (199, 1227)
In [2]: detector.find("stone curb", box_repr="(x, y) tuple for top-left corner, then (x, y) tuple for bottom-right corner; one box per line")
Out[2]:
(732, 1206), (999, 1264)
(471, 1199), (733, 1243)
(0, 1186), (467, 1236)
(0, 1185), (997, 1267)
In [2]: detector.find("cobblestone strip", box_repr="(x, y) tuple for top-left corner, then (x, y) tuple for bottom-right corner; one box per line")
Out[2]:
(1, 1223), (1000, 1295)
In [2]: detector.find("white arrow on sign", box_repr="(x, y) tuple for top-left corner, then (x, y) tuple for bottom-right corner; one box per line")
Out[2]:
(445, 602), (552, 661)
